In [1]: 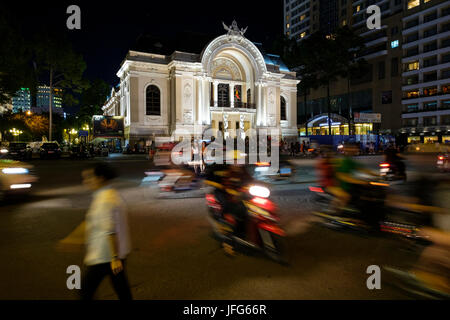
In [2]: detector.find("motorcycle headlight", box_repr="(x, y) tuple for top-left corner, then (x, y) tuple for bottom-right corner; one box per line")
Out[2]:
(249, 185), (270, 198)
(2, 167), (29, 174)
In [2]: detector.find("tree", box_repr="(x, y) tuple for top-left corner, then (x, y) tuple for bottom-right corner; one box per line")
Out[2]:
(334, 26), (369, 135)
(0, 9), (34, 105)
(298, 32), (343, 135)
(78, 79), (111, 124)
(33, 29), (88, 141)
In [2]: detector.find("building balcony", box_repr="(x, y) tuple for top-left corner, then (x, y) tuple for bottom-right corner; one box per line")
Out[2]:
(210, 102), (256, 112)
(403, 14), (450, 36)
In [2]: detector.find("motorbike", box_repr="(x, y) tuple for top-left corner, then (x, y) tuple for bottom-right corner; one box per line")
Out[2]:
(379, 160), (407, 181)
(205, 182), (287, 264)
(309, 175), (428, 243)
(436, 153), (449, 172)
(252, 160), (295, 182)
(144, 167), (200, 193)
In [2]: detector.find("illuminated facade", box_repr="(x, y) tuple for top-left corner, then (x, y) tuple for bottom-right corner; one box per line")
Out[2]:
(37, 85), (63, 109)
(400, 0), (450, 143)
(12, 88), (31, 113)
(103, 22), (299, 145)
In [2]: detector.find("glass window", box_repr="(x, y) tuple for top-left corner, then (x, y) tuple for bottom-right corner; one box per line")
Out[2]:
(442, 69), (450, 79)
(406, 104), (419, 112)
(424, 101), (437, 110)
(442, 100), (450, 109)
(406, 90), (419, 98)
(407, 0), (419, 9)
(391, 40), (399, 48)
(406, 61), (419, 71)
(442, 115), (450, 125)
(403, 118), (418, 127)
(423, 86), (437, 96)
(145, 85), (161, 116)
(280, 96), (287, 121)
(442, 84), (450, 94)
(423, 116), (437, 126)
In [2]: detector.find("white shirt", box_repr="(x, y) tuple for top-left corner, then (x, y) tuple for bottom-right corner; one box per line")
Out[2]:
(84, 187), (131, 266)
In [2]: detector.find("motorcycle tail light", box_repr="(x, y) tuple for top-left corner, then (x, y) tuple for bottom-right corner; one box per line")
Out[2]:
(438, 156), (444, 160)
(205, 194), (216, 203)
(251, 197), (276, 212)
(380, 163), (390, 168)
(309, 186), (324, 193)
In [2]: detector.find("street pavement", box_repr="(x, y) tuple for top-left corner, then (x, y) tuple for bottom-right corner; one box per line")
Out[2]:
(0, 153), (439, 299)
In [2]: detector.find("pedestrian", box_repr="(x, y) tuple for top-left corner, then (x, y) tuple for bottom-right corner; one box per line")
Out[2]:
(80, 162), (132, 300)
(290, 142), (295, 156)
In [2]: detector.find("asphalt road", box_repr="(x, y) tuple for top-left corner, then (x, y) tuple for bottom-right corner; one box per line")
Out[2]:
(0, 153), (441, 299)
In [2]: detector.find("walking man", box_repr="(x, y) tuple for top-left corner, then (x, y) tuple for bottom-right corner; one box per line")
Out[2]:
(80, 162), (132, 300)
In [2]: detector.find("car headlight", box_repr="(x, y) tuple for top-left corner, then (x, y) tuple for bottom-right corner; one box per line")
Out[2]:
(2, 168), (29, 174)
(249, 185), (270, 198)
(0, 149), (8, 154)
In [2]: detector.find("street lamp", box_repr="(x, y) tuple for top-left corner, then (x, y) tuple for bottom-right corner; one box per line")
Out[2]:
(10, 128), (23, 142)
(68, 129), (78, 146)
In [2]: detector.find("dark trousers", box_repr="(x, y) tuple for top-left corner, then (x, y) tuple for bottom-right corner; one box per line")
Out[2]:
(80, 259), (132, 300)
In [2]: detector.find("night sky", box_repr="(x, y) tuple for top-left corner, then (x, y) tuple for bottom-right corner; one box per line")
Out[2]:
(4, 1), (284, 87)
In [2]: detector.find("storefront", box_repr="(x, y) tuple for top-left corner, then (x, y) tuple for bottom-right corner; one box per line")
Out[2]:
(298, 113), (375, 136)
(91, 115), (125, 152)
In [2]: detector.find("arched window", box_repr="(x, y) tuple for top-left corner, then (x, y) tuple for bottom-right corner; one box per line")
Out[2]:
(146, 85), (161, 116)
(280, 96), (287, 121)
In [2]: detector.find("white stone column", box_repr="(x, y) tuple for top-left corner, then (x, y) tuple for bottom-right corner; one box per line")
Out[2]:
(256, 83), (262, 126)
(230, 83), (235, 108)
(196, 78), (202, 124)
(261, 85), (267, 126)
(204, 80), (211, 124)
(213, 82), (218, 107)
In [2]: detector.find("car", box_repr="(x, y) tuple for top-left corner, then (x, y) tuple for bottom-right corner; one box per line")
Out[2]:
(0, 154), (37, 201)
(39, 142), (62, 159)
(6, 142), (32, 160)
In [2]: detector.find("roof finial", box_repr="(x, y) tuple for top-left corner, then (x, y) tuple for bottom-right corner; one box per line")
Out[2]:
(222, 20), (248, 37)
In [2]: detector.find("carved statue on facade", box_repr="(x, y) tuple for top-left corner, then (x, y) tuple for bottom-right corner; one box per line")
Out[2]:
(222, 20), (248, 37)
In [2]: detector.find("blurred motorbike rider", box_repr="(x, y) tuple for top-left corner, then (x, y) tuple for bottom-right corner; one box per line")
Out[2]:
(384, 144), (406, 177)
(316, 147), (336, 190)
(328, 144), (378, 213)
(411, 177), (450, 295)
(204, 150), (253, 255)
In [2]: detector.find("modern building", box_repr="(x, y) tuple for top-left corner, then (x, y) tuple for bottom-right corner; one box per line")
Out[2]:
(400, 0), (450, 144)
(36, 85), (63, 109)
(11, 88), (31, 113)
(102, 21), (299, 146)
(293, 0), (405, 138)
